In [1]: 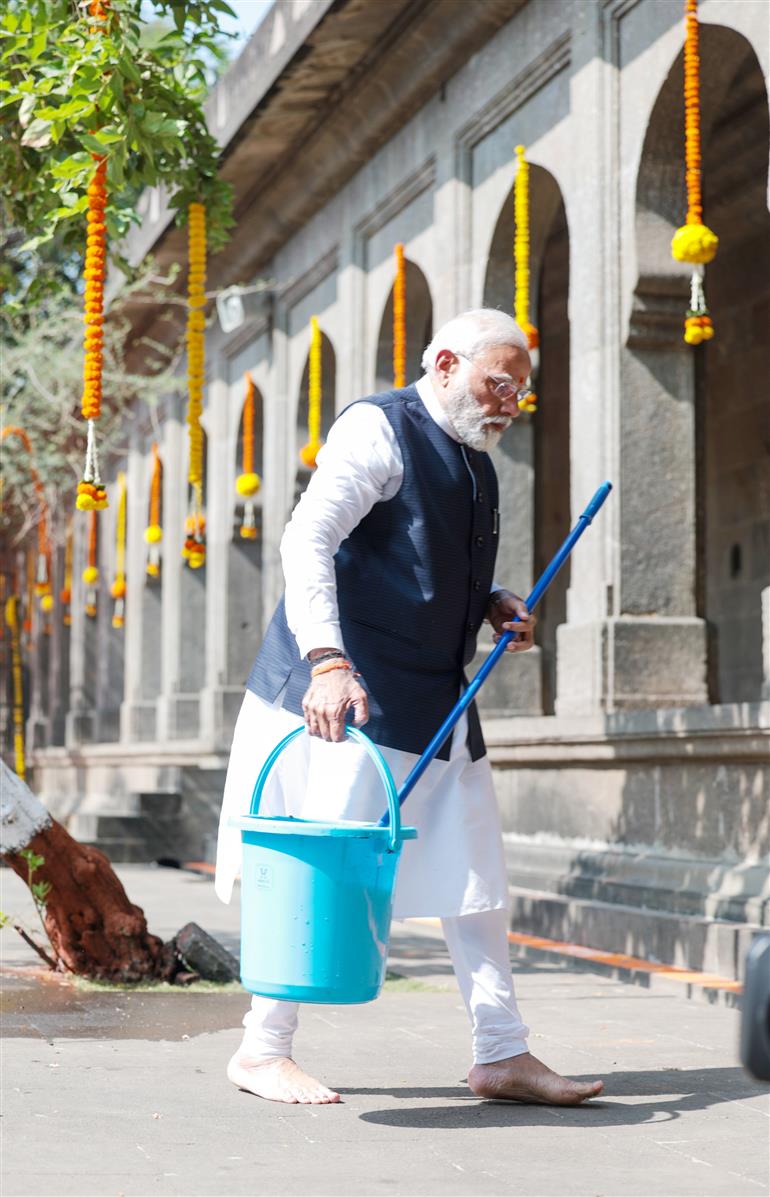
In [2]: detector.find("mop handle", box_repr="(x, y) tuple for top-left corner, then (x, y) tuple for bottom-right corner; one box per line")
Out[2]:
(380, 481), (612, 821)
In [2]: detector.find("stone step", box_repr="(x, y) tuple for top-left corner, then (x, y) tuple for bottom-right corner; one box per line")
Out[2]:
(503, 838), (770, 926)
(507, 884), (759, 983)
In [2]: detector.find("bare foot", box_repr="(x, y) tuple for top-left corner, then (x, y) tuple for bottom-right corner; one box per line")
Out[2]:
(468, 1052), (603, 1106)
(226, 1053), (341, 1104)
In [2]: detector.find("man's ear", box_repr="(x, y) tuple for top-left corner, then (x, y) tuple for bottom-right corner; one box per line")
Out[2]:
(434, 348), (456, 379)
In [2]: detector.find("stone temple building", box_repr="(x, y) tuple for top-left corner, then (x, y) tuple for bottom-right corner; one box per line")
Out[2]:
(17, 0), (770, 980)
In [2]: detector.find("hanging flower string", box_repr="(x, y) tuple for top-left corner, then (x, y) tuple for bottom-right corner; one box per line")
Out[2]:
(183, 202), (207, 569)
(299, 316), (323, 469)
(514, 145), (538, 413)
(5, 596), (26, 780)
(144, 442), (163, 578)
(111, 472), (127, 628)
(61, 519), (73, 627)
(671, 0), (718, 344)
(76, 0), (108, 510)
(83, 509), (99, 618)
(76, 4), (110, 511)
(237, 372), (261, 539)
(393, 243), (406, 388)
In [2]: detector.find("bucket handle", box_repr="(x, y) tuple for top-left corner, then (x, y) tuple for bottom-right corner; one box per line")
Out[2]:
(249, 725), (403, 853)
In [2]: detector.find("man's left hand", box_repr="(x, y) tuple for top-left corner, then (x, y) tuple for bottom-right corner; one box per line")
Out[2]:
(486, 589), (536, 652)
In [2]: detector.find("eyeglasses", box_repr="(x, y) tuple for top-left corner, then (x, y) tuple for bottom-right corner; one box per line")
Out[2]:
(455, 351), (532, 406)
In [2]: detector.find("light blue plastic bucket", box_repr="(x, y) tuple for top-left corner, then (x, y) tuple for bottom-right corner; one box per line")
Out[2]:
(230, 726), (417, 1005)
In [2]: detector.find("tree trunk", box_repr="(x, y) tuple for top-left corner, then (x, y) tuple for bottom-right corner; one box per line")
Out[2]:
(2, 761), (172, 982)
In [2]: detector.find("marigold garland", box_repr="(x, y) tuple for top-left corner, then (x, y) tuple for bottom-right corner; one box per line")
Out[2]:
(144, 442), (163, 578)
(5, 596), (26, 779)
(393, 243), (406, 389)
(513, 145), (538, 413)
(110, 472), (127, 628)
(83, 509), (99, 618)
(671, 0), (718, 344)
(237, 372), (261, 539)
(76, 4), (109, 513)
(61, 519), (73, 626)
(76, 0), (109, 508)
(299, 316), (323, 469)
(183, 202), (207, 569)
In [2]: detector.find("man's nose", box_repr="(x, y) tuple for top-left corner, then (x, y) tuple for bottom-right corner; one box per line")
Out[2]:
(500, 396), (521, 417)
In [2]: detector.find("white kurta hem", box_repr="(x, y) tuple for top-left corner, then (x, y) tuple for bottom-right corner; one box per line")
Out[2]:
(215, 689), (509, 921)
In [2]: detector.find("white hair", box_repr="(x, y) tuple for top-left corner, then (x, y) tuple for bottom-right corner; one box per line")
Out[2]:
(421, 308), (529, 372)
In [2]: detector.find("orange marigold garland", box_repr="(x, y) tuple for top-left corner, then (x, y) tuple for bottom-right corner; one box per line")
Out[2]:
(76, 165), (109, 509)
(671, 0), (718, 344)
(236, 372), (261, 539)
(144, 442), (163, 578)
(111, 471), (127, 628)
(393, 243), (406, 389)
(183, 202), (207, 569)
(61, 519), (73, 627)
(83, 509), (99, 618)
(76, 1), (109, 510)
(513, 145), (538, 413)
(299, 317), (323, 469)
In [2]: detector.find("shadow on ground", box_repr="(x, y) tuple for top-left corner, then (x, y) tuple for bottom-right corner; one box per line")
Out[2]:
(351, 1067), (768, 1129)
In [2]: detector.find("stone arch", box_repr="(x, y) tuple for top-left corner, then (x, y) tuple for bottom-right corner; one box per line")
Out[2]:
(294, 331), (336, 503)
(374, 259), (433, 391)
(630, 24), (770, 704)
(228, 380), (264, 685)
(481, 165), (571, 715)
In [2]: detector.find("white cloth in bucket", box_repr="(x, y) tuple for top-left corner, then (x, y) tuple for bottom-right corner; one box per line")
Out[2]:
(215, 688), (509, 920)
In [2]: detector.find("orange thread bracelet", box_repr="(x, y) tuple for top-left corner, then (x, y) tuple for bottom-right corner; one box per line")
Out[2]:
(310, 658), (352, 679)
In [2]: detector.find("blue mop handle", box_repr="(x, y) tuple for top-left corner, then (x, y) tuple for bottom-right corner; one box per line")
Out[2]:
(381, 481), (612, 821)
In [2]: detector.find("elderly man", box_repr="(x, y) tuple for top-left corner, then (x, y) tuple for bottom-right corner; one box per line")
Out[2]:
(216, 308), (603, 1107)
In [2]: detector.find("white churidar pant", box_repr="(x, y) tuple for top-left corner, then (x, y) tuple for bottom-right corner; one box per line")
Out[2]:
(241, 910), (529, 1066)
(215, 690), (529, 1064)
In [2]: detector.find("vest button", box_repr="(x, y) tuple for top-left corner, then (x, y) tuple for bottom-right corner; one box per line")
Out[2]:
(467, 621), (475, 633)
(477, 492), (484, 504)
(475, 535), (484, 547)
(473, 580), (481, 591)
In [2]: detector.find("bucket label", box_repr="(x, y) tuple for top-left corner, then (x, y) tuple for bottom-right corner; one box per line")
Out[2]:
(254, 865), (273, 889)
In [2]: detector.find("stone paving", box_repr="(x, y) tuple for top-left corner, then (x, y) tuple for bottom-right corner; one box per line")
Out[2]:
(2, 865), (768, 1197)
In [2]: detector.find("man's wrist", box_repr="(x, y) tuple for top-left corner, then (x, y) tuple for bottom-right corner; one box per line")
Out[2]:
(307, 647), (346, 663)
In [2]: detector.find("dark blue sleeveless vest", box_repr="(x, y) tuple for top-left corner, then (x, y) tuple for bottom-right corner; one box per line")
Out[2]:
(246, 384), (499, 761)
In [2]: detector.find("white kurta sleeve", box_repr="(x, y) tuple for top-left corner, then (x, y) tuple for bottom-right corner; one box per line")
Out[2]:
(282, 403), (403, 658)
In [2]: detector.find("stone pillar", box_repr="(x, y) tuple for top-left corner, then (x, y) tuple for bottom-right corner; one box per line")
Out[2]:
(120, 432), (158, 742)
(47, 536), (70, 746)
(262, 302), (290, 628)
(200, 361), (241, 749)
(26, 576), (50, 750)
(555, 2), (707, 715)
(762, 586), (770, 702)
(155, 394), (192, 741)
(65, 512), (96, 744)
(94, 473), (125, 742)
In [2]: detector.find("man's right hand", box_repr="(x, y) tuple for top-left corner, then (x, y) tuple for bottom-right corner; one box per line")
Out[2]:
(302, 667), (368, 742)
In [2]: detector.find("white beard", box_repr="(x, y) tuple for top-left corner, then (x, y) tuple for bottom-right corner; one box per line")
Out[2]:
(442, 379), (512, 452)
